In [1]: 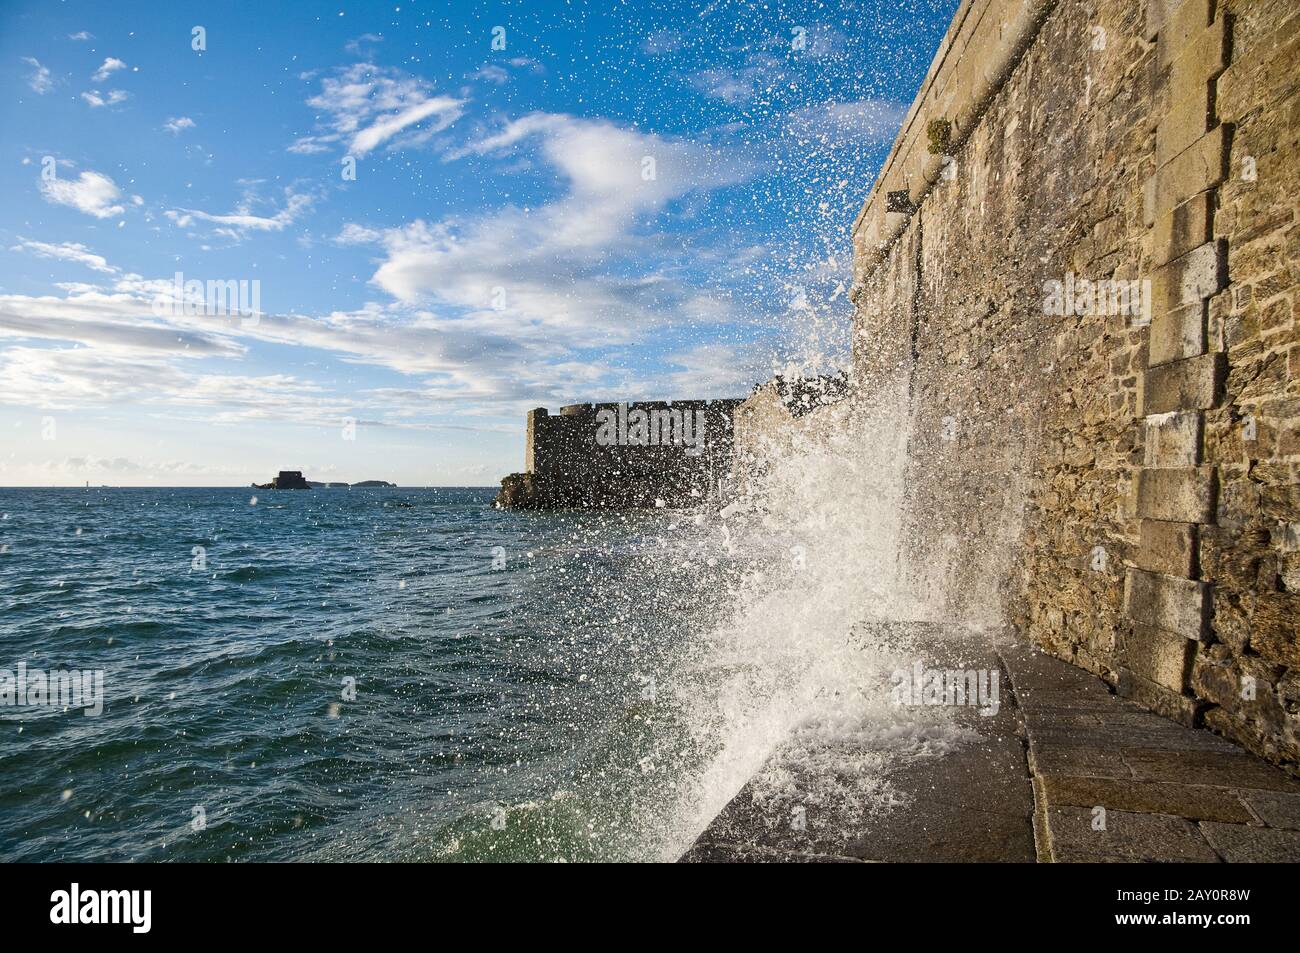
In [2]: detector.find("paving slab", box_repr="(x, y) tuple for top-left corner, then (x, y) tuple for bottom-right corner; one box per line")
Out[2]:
(681, 630), (1300, 862)
(1198, 822), (1300, 862)
(1003, 640), (1300, 863)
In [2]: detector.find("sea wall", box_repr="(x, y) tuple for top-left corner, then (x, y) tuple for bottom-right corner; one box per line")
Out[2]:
(496, 400), (741, 508)
(848, 0), (1300, 770)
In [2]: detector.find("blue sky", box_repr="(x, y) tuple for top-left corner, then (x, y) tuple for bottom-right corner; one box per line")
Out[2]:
(1, 0), (956, 486)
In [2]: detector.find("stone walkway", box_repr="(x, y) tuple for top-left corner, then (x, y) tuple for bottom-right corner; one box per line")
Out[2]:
(680, 629), (1300, 862)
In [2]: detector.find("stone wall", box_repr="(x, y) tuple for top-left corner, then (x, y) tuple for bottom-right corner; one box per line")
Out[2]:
(848, 0), (1300, 771)
(496, 400), (741, 508)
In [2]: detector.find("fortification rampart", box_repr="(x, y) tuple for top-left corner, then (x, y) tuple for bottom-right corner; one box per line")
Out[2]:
(846, 0), (1300, 770)
(497, 399), (742, 509)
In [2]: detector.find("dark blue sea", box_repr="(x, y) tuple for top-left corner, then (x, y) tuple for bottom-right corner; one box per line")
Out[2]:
(0, 487), (755, 862)
(0, 474), (942, 862)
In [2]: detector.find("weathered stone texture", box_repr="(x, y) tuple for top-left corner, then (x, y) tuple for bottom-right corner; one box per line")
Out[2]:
(1124, 568), (1209, 640)
(1135, 518), (1198, 577)
(848, 0), (1300, 774)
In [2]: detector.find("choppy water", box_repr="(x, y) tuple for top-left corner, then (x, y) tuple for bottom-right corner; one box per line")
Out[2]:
(1, 403), (976, 863)
(0, 487), (741, 861)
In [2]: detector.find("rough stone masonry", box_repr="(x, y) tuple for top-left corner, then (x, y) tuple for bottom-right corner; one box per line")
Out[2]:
(848, 0), (1300, 773)
(496, 400), (742, 508)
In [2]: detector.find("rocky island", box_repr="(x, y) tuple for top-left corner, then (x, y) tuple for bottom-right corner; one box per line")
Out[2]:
(251, 471), (397, 490)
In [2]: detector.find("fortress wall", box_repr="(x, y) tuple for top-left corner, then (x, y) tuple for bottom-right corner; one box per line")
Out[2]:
(500, 400), (741, 508)
(850, 0), (1300, 769)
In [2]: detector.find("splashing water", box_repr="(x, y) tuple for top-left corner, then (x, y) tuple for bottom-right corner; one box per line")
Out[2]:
(639, 374), (982, 858)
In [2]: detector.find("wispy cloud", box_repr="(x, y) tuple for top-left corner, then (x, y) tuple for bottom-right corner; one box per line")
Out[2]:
(640, 30), (685, 55)
(166, 189), (313, 240)
(12, 239), (119, 274)
(373, 112), (752, 339)
(163, 116), (196, 134)
(39, 170), (126, 219)
(22, 57), (53, 94)
(81, 89), (129, 108)
(91, 56), (127, 82)
(344, 33), (383, 55)
(292, 63), (465, 156)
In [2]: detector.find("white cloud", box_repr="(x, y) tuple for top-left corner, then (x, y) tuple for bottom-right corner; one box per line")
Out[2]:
(661, 342), (766, 396)
(383, 113), (749, 316)
(163, 116), (196, 134)
(81, 89), (129, 108)
(13, 239), (118, 274)
(286, 137), (330, 155)
(68, 31), (94, 41)
(471, 64), (510, 84)
(334, 223), (383, 244)
(0, 288), (243, 358)
(22, 57), (53, 94)
(0, 344), (339, 422)
(166, 189), (313, 239)
(91, 57), (127, 82)
(1, 115), (760, 429)
(295, 63), (465, 155)
(40, 170), (126, 219)
(344, 33), (383, 55)
(350, 97), (463, 154)
(687, 27), (852, 104)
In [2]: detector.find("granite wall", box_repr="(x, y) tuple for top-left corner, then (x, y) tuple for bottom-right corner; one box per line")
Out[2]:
(849, 0), (1300, 771)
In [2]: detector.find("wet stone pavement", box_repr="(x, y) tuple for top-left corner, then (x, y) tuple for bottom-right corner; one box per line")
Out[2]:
(680, 628), (1300, 863)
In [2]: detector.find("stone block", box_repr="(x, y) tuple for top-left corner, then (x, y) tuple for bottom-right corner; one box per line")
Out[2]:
(1140, 353), (1226, 415)
(1191, 654), (1244, 707)
(1144, 411), (1203, 468)
(1152, 241), (1227, 312)
(1135, 518), (1198, 577)
(1146, 0), (1183, 42)
(1124, 749), (1300, 792)
(1029, 745), (1134, 780)
(1124, 568), (1210, 638)
(1115, 667), (1205, 727)
(1162, 15), (1230, 78)
(1146, 126), (1230, 215)
(1037, 774), (1254, 823)
(1042, 806), (1219, 862)
(1160, 0), (1214, 55)
(1239, 792), (1300, 829)
(1152, 191), (1214, 268)
(1156, 81), (1214, 168)
(1149, 301), (1207, 366)
(1133, 467), (1217, 524)
(1119, 622), (1196, 692)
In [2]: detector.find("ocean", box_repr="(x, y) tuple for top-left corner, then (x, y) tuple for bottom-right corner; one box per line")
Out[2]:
(0, 421), (963, 863)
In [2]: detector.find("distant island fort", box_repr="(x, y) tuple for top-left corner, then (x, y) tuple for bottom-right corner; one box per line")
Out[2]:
(252, 471), (396, 490)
